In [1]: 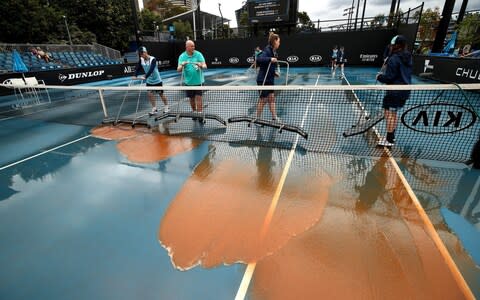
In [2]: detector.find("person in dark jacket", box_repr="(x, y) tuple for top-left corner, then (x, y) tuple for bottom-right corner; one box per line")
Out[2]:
(376, 35), (412, 147)
(256, 32), (281, 122)
(335, 46), (346, 77)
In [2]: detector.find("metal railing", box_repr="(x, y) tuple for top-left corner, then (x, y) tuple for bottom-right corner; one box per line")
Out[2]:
(184, 4), (424, 40)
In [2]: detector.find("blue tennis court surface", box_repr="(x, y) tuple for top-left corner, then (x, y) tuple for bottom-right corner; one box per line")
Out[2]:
(0, 67), (478, 299)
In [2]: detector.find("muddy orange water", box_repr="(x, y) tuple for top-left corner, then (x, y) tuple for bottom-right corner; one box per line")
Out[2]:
(117, 134), (201, 163)
(158, 154), (332, 270)
(159, 153), (469, 298)
(91, 125), (201, 163)
(91, 125), (142, 140)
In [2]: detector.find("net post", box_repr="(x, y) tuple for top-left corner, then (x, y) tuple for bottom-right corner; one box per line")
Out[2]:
(98, 89), (108, 118)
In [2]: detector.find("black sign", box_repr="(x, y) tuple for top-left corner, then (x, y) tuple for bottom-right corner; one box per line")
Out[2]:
(0, 63), (137, 96)
(413, 55), (480, 84)
(195, 30), (393, 67)
(248, 0), (290, 23)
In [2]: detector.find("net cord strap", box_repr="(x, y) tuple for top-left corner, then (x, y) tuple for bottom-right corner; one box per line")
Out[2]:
(453, 82), (480, 119)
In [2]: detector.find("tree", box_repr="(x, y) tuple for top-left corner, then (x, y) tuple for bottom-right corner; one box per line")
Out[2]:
(172, 20), (193, 40)
(457, 13), (480, 49)
(0, 0), (60, 43)
(297, 11), (315, 31)
(416, 8), (440, 42)
(370, 14), (387, 28)
(146, 0), (187, 19)
(237, 11), (252, 38)
(51, 0), (134, 52)
(139, 8), (163, 33)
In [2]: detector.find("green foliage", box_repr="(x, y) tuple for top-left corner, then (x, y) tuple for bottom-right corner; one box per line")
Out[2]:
(0, 0), (59, 43)
(0, 0), (133, 51)
(239, 11), (249, 27)
(145, 0), (187, 19)
(371, 14), (387, 28)
(457, 13), (480, 48)
(173, 20), (193, 40)
(416, 7), (440, 42)
(297, 11), (315, 30)
(139, 9), (163, 32)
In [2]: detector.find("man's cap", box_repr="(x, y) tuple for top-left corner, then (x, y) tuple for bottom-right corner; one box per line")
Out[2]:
(391, 35), (407, 45)
(138, 46), (147, 53)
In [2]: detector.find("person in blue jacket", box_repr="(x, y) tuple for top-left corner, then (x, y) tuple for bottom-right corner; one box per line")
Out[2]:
(376, 35), (412, 147)
(133, 46), (169, 115)
(335, 46), (346, 77)
(256, 32), (281, 122)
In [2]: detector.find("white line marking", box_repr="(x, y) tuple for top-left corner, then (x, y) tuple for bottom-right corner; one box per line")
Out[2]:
(234, 75), (321, 300)
(0, 135), (92, 171)
(386, 151), (475, 299)
(344, 74), (473, 298)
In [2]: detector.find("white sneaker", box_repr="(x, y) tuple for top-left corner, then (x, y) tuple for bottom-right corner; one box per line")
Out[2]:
(273, 116), (282, 123)
(163, 105), (169, 113)
(377, 138), (394, 147)
(150, 107), (158, 115)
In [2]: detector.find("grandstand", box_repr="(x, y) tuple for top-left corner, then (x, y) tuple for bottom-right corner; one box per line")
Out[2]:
(0, 43), (122, 73)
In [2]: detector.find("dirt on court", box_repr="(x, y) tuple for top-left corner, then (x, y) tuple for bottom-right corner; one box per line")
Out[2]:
(91, 125), (201, 163)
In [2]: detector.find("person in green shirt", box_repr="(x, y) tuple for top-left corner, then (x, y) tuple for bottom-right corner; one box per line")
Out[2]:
(177, 40), (207, 116)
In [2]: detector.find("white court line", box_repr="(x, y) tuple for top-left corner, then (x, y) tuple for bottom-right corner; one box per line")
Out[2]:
(343, 75), (473, 298)
(386, 152), (475, 299)
(234, 75), (321, 300)
(0, 135), (92, 171)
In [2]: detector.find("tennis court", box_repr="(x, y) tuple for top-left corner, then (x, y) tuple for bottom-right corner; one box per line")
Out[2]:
(0, 67), (479, 299)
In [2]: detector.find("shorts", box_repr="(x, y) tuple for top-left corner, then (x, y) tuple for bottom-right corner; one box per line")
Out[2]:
(186, 87), (202, 99)
(382, 92), (408, 110)
(257, 81), (274, 98)
(146, 82), (163, 95)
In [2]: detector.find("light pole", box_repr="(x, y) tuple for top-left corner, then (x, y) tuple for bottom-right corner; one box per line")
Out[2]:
(63, 15), (73, 46)
(153, 21), (157, 40)
(218, 3), (224, 38)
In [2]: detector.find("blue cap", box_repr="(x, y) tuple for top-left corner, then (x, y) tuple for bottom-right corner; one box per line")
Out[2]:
(391, 35), (407, 45)
(138, 46), (147, 53)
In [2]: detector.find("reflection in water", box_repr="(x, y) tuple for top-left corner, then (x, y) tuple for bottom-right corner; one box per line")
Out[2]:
(450, 168), (480, 225)
(0, 137), (102, 202)
(117, 134), (201, 164)
(249, 156), (467, 300)
(256, 146), (275, 192)
(192, 144), (216, 180)
(256, 129), (276, 192)
(91, 125), (201, 164)
(158, 143), (331, 271)
(355, 156), (388, 213)
(91, 125), (142, 140)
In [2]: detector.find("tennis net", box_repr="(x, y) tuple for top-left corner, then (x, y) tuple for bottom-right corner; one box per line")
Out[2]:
(1, 82), (479, 164)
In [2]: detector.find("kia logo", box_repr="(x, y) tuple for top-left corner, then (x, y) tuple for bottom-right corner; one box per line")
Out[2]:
(247, 57), (255, 63)
(401, 103), (476, 134)
(309, 55), (322, 63)
(287, 56), (299, 63)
